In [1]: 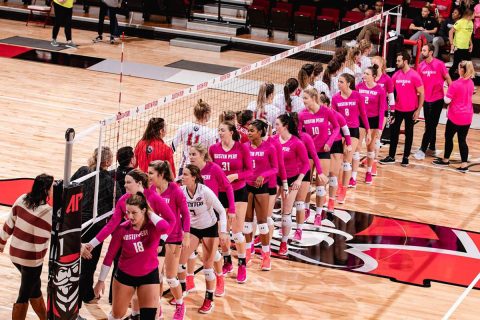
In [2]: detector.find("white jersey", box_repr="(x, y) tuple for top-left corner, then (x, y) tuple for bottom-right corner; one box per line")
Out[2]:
(181, 183), (226, 232)
(313, 80), (331, 99)
(247, 101), (280, 127)
(172, 122), (218, 169)
(273, 93), (305, 114)
(330, 75), (339, 97)
(352, 64), (363, 85)
(360, 55), (372, 73)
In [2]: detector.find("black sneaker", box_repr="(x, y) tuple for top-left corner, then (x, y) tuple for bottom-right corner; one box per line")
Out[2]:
(379, 156), (395, 164)
(456, 166), (469, 173)
(93, 35), (102, 43)
(110, 37), (115, 44)
(432, 159), (450, 166)
(401, 157), (409, 167)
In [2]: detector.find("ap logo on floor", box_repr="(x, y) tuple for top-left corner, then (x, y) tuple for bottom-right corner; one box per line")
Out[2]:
(269, 208), (480, 289)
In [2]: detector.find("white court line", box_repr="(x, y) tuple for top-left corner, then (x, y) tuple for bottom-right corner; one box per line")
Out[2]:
(0, 95), (112, 116)
(442, 272), (480, 320)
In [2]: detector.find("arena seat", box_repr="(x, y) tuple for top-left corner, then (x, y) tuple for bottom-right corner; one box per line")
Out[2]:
(26, 0), (52, 28)
(407, 1), (427, 19)
(339, 11), (364, 40)
(247, 0), (271, 30)
(293, 5), (316, 35)
(315, 8), (339, 37)
(384, 0), (404, 11)
(270, 2), (293, 33)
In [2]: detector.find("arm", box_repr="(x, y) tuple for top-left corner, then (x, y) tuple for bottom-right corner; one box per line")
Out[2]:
(427, 26), (438, 34)
(145, 188), (176, 234)
(297, 142), (310, 177)
(0, 205), (18, 251)
(261, 147), (279, 180)
(98, 227), (123, 280)
(148, 211), (170, 235)
(449, 27), (455, 49)
(272, 139), (287, 181)
(171, 126), (182, 152)
(414, 85), (425, 120)
(167, 147), (176, 178)
(341, 125), (352, 146)
(177, 190), (190, 233)
(325, 110), (340, 148)
(297, 113), (304, 132)
(90, 196), (126, 247)
(236, 143), (253, 181)
(206, 187), (227, 233)
(378, 89), (387, 129)
(303, 134), (322, 175)
(358, 95), (370, 131)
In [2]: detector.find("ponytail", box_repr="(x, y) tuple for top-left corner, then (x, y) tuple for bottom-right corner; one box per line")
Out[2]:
(256, 83), (274, 120)
(322, 59), (340, 89)
(298, 63), (314, 90)
(284, 78), (299, 113)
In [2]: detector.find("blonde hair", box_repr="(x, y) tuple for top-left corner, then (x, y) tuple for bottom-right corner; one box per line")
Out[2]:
(88, 146), (113, 170)
(194, 99), (211, 121)
(256, 83), (275, 120)
(190, 143), (210, 162)
(371, 55), (387, 74)
(345, 47), (361, 70)
(459, 60), (475, 79)
(359, 39), (372, 54)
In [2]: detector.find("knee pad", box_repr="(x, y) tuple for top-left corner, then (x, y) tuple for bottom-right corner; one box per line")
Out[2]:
(316, 186), (326, 197)
(243, 222), (253, 234)
(203, 268), (216, 282)
(258, 223), (269, 235)
(328, 176), (338, 188)
(108, 313), (122, 320)
(214, 250), (222, 262)
(294, 201), (305, 211)
(281, 214), (292, 228)
(140, 308), (157, 320)
(367, 151), (375, 159)
(233, 232), (245, 243)
(343, 162), (352, 171)
(178, 264), (186, 274)
(166, 277), (180, 288)
(353, 152), (360, 161)
(267, 217), (274, 227)
(375, 139), (381, 149)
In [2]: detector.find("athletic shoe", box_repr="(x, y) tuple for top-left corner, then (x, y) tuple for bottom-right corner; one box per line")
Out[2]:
(198, 299), (214, 314)
(401, 157), (409, 167)
(110, 37), (115, 44)
(186, 275), (195, 293)
(337, 186), (346, 204)
(251, 241), (255, 253)
(327, 198), (335, 213)
(215, 274), (225, 297)
(379, 156), (395, 164)
(124, 314), (140, 320)
(278, 241), (288, 256)
(293, 229), (303, 241)
(304, 207), (311, 221)
(371, 161), (378, 176)
(222, 262), (233, 274)
(93, 35), (102, 43)
(169, 297), (177, 305)
(365, 172), (373, 184)
(51, 39), (59, 47)
(432, 159), (450, 166)
(246, 248), (251, 264)
(456, 166), (469, 173)
(261, 251), (271, 271)
(413, 149), (425, 160)
(253, 235), (261, 246)
(65, 41), (77, 48)
(348, 177), (356, 188)
(237, 264), (247, 284)
(173, 303), (186, 320)
(314, 213), (322, 226)
(426, 149), (439, 157)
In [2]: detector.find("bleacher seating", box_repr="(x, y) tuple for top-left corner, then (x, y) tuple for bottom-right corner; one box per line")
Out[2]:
(247, 0), (271, 30)
(293, 5), (317, 35)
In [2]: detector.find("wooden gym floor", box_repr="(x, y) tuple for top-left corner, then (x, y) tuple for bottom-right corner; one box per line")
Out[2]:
(0, 19), (479, 319)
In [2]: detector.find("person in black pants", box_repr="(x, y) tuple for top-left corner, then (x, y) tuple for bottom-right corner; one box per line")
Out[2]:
(93, 0), (120, 44)
(448, 9), (474, 80)
(51, 0), (76, 48)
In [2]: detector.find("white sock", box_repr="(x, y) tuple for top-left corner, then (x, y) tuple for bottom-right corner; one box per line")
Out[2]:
(297, 223), (303, 230)
(246, 242), (252, 249)
(281, 235), (288, 242)
(315, 207), (322, 215)
(132, 310), (140, 316)
(352, 172), (357, 180)
(367, 166), (372, 173)
(261, 245), (270, 253)
(176, 298), (183, 305)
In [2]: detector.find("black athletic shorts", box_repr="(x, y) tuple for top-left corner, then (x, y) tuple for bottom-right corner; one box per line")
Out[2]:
(317, 151), (330, 159)
(330, 140), (344, 154)
(219, 186), (248, 203)
(277, 175), (299, 187)
(190, 223), (219, 240)
(115, 268), (160, 288)
(218, 192), (230, 209)
(158, 240), (182, 257)
(360, 116), (380, 129)
(246, 183), (270, 195)
(268, 186), (277, 195)
(349, 127), (360, 139)
(302, 170), (311, 182)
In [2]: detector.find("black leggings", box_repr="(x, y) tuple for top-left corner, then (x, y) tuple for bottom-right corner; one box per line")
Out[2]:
(52, 2), (73, 41)
(420, 99), (444, 152)
(98, 3), (118, 38)
(13, 263), (43, 303)
(388, 110), (415, 158)
(449, 49), (471, 80)
(444, 119), (470, 162)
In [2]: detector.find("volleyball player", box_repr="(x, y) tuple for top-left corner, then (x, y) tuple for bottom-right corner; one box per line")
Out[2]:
(247, 83), (280, 128)
(332, 74), (370, 202)
(313, 63), (331, 99)
(178, 165), (229, 314)
(322, 59), (341, 97)
(209, 122), (252, 283)
(93, 193), (171, 320)
(273, 113), (310, 254)
(273, 78), (305, 114)
(298, 63), (315, 92)
(357, 66), (387, 184)
(148, 161), (190, 320)
(244, 120), (278, 271)
(172, 99), (218, 175)
(298, 88), (338, 225)
(236, 110), (254, 143)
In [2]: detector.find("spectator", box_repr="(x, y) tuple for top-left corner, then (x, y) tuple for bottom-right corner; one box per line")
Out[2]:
(449, 9), (474, 79)
(409, 6), (439, 58)
(347, 0), (384, 46)
(0, 174), (54, 320)
(135, 117), (176, 175)
(93, 0), (120, 44)
(432, 8), (461, 57)
(111, 146), (136, 195)
(51, 0), (76, 48)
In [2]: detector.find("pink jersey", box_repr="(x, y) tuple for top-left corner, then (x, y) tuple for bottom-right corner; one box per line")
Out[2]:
(446, 77), (475, 126)
(272, 135), (310, 178)
(92, 188), (175, 247)
(266, 136), (287, 188)
(418, 58), (448, 102)
(331, 90), (369, 129)
(392, 68), (423, 112)
(332, 110), (352, 145)
(200, 162), (235, 214)
(376, 74), (394, 94)
(209, 141), (252, 191)
(298, 106), (340, 151)
(103, 213), (170, 277)
(247, 141), (278, 187)
(299, 132), (322, 175)
(357, 82), (387, 129)
(156, 183), (190, 243)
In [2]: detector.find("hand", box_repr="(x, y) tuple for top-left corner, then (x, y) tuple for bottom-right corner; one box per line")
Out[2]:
(346, 144), (353, 152)
(413, 110), (420, 121)
(317, 173), (329, 186)
(228, 214), (236, 226)
(226, 174), (237, 183)
(450, 44), (455, 53)
(365, 132), (372, 145)
(81, 243), (93, 260)
(255, 176), (264, 188)
(323, 144), (331, 152)
(388, 112), (395, 125)
(93, 281), (105, 299)
(291, 179), (301, 191)
(282, 181), (289, 197)
(219, 232), (229, 246)
(182, 233), (190, 249)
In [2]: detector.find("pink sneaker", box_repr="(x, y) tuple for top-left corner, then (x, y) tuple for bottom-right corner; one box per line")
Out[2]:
(365, 172), (373, 184)
(327, 198), (335, 212)
(348, 177), (356, 188)
(261, 251), (271, 271)
(173, 303), (185, 320)
(222, 262), (233, 274)
(314, 213), (322, 226)
(372, 161), (378, 176)
(293, 229), (302, 241)
(246, 248), (251, 264)
(278, 241), (288, 256)
(237, 264), (247, 284)
(215, 274), (225, 297)
(198, 299), (214, 314)
(337, 186), (346, 204)
(304, 207), (311, 221)
(253, 235), (261, 246)
(186, 275), (195, 293)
